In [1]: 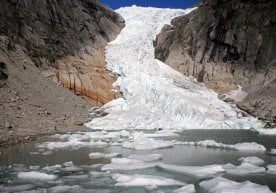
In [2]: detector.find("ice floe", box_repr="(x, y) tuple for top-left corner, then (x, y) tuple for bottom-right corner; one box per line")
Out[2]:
(0, 184), (35, 193)
(199, 177), (272, 193)
(158, 163), (225, 178)
(257, 128), (276, 135)
(238, 156), (264, 165)
(128, 154), (162, 162)
(268, 149), (276, 155)
(180, 140), (266, 151)
(122, 132), (173, 150)
(226, 162), (266, 175)
(89, 152), (121, 159)
(48, 185), (82, 193)
(266, 165), (276, 175)
(17, 171), (57, 181)
(112, 173), (184, 186)
(101, 158), (158, 171)
(172, 184), (195, 193)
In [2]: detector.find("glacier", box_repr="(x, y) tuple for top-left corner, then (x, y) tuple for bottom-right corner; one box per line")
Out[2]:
(85, 6), (262, 131)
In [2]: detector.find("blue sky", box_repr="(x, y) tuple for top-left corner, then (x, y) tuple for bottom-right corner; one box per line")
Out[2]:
(99, 0), (199, 9)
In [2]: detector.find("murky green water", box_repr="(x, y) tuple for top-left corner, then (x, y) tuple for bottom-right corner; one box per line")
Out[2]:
(0, 130), (276, 193)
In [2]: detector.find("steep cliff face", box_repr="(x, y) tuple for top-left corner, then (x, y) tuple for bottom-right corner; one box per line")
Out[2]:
(0, 0), (124, 147)
(154, 0), (276, 124)
(0, 0), (124, 105)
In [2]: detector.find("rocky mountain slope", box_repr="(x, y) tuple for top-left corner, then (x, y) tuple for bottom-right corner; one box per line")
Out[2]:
(154, 0), (276, 125)
(0, 0), (124, 147)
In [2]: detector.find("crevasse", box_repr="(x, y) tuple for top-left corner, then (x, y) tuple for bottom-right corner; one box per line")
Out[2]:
(85, 6), (262, 130)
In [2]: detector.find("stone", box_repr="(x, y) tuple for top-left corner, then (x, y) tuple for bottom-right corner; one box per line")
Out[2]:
(154, 0), (276, 123)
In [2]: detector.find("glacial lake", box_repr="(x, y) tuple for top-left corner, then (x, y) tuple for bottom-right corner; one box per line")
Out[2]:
(0, 129), (276, 193)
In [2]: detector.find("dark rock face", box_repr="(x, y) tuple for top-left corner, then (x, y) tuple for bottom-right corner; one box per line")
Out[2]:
(0, 0), (124, 105)
(154, 0), (276, 123)
(0, 0), (124, 65)
(0, 62), (8, 81)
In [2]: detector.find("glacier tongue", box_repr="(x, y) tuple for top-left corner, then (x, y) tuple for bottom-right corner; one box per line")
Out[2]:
(85, 6), (261, 130)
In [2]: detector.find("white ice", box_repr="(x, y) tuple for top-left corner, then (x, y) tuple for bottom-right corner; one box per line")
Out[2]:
(158, 163), (225, 178)
(266, 165), (276, 175)
(172, 184), (195, 193)
(89, 152), (121, 159)
(48, 185), (82, 193)
(257, 128), (276, 135)
(238, 156), (264, 165)
(112, 173), (184, 186)
(199, 177), (272, 193)
(0, 184), (35, 193)
(268, 149), (276, 155)
(128, 154), (162, 162)
(101, 158), (158, 171)
(180, 140), (266, 151)
(122, 132), (173, 150)
(17, 171), (57, 181)
(226, 162), (266, 175)
(85, 6), (262, 132)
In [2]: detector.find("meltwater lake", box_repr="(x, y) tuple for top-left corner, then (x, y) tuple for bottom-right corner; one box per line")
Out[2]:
(1, 129), (275, 193)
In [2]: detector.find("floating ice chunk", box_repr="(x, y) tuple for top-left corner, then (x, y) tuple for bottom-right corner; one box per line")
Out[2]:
(128, 154), (162, 162)
(29, 166), (40, 170)
(158, 163), (225, 178)
(122, 132), (173, 150)
(144, 130), (178, 138)
(19, 190), (46, 193)
(0, 184), (35, 192)
(101, 158), (158, 171)
(199, 177), (272, 193)
(89, 152), (121, 159)
(42, 165), (62, 172)
(112, 173), (184, 186)
(48, 185), (82, 193)
(257, 128), (276, 135)
(238, 156), (264, 165)
(17, 171), (57, 181)
(226, 163), (266, 175)
(90, 171), (110, 178)
(63, 161), (74, 167)
(266, 165), (276, 175)
(62, 166), (82, 172)
(268, 149), (276, 155)
(172, 184), (195, 193)
(36, 134), (108, 151)
(63, 175), (89, 179)
(182, 140), (266, 151)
